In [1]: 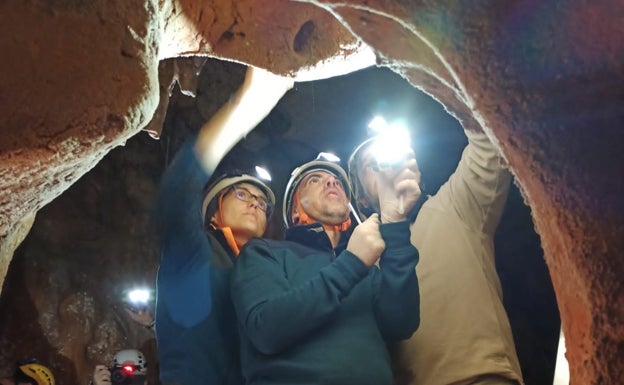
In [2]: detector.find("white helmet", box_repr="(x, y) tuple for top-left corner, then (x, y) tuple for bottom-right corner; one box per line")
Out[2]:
(282, 158), (351, 228)
(201, 171), (276, 223)
(112, 349), (147, 376)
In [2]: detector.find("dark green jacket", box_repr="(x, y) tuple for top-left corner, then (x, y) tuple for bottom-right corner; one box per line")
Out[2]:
(231, 221), (420, 385)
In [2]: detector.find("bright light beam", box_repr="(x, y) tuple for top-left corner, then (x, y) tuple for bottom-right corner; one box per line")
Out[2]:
(369, 124), (411, 168)
(368, 115), (388, 133)
(367, 116), (413, 215)
(128, 289), (150, 305)
(255, 166), (272, 181)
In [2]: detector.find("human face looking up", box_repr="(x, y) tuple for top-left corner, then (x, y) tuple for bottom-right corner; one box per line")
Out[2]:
(355, 145), (382, 212)
(355, 143), (421, 213)
(229, 185), (272, 215)
(295, 171), (350, 226)
(211, 182), (269, 245)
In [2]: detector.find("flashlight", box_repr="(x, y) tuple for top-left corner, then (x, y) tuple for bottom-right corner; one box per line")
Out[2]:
(368, 116), (412, 168)
(367, 116), (413, 214)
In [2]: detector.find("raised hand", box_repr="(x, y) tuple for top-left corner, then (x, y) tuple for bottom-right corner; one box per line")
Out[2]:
(375, 150), (421, 223)
(347, 214), (385, 267)
(196, 65), (294, 171)
(240, 66), (294, 103)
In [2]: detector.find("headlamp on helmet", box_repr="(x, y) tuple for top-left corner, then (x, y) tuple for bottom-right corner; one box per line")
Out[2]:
(109, 349), (147, 385)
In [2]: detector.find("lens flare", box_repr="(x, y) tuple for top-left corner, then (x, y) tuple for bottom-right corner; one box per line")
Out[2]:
(128, 289), (150, 304)
(255, 166), (272, 181)
(367, 116), (412, 168)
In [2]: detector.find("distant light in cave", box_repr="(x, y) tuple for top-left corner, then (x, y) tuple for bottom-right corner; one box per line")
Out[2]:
(127, 288), (151, 305)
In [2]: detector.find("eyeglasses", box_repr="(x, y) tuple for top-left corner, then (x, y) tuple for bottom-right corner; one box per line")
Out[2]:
(228, 186), (273, 214)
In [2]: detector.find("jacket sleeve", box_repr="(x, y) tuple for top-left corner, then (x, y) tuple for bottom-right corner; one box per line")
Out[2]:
(231, 240), (370, 355)
(373, 221), (420, 341)
(155, 139), (215, 328)
(435, 129), (512, 234)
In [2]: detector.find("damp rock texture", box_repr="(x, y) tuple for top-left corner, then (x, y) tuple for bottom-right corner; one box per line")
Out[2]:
(0, 0), (622, 384)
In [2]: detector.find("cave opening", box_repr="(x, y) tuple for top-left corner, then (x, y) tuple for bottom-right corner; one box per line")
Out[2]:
(0, 59), (560, 385)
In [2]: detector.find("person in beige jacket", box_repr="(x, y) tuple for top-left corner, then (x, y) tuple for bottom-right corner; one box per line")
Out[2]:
(348, 127), (524, 385)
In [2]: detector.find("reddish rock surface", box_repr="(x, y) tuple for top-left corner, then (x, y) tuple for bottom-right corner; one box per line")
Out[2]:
(0, 0), (622, 383)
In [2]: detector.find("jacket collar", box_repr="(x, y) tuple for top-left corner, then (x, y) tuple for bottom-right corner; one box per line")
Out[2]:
(207, 229), (237, 267)
(285, 222), (354, 255)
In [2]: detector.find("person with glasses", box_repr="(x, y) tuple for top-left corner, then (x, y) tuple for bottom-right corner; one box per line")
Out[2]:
(154, 66), (293, 385)
(228, 186), (271, 212)
(231, 156), (421, 385)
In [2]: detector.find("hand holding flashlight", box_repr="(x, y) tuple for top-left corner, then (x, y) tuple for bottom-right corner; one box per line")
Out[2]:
(367, 116), (420, 221)
(374, 153), (421, 223)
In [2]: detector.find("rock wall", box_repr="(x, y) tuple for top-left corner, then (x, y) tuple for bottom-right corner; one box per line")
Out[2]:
(0, 0), (622, 383)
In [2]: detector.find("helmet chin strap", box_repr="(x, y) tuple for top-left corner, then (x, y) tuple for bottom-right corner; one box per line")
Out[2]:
(220, 226), (241, 256)
(292, 190), (351, 232)
(209, 190), (242, 256)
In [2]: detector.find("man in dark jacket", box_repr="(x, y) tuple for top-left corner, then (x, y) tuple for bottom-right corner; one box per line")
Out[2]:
(231, 155), (422, 385)
(154, 66), (293, 385)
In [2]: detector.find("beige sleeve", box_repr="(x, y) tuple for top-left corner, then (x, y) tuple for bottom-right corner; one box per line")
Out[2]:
(433, 129), (512, 234)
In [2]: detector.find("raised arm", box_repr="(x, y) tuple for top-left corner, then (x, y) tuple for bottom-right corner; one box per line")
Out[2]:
(156, 67), (292, 327)
(435, 129), (512, 234)
(195, 66), (294, 171)
(158, 66), (293, 268)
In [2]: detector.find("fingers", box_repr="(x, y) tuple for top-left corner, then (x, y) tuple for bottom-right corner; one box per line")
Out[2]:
(394, 178), (421, 196)
(374, 157), (421, 221)
(375, 157), (418, 184)
(366, 213), (380, 224)
(376, 156), (420, 196)
(347, 213), (385, 267)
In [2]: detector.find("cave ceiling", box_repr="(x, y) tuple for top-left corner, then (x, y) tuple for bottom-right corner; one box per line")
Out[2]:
(0, 0), (622, 383)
